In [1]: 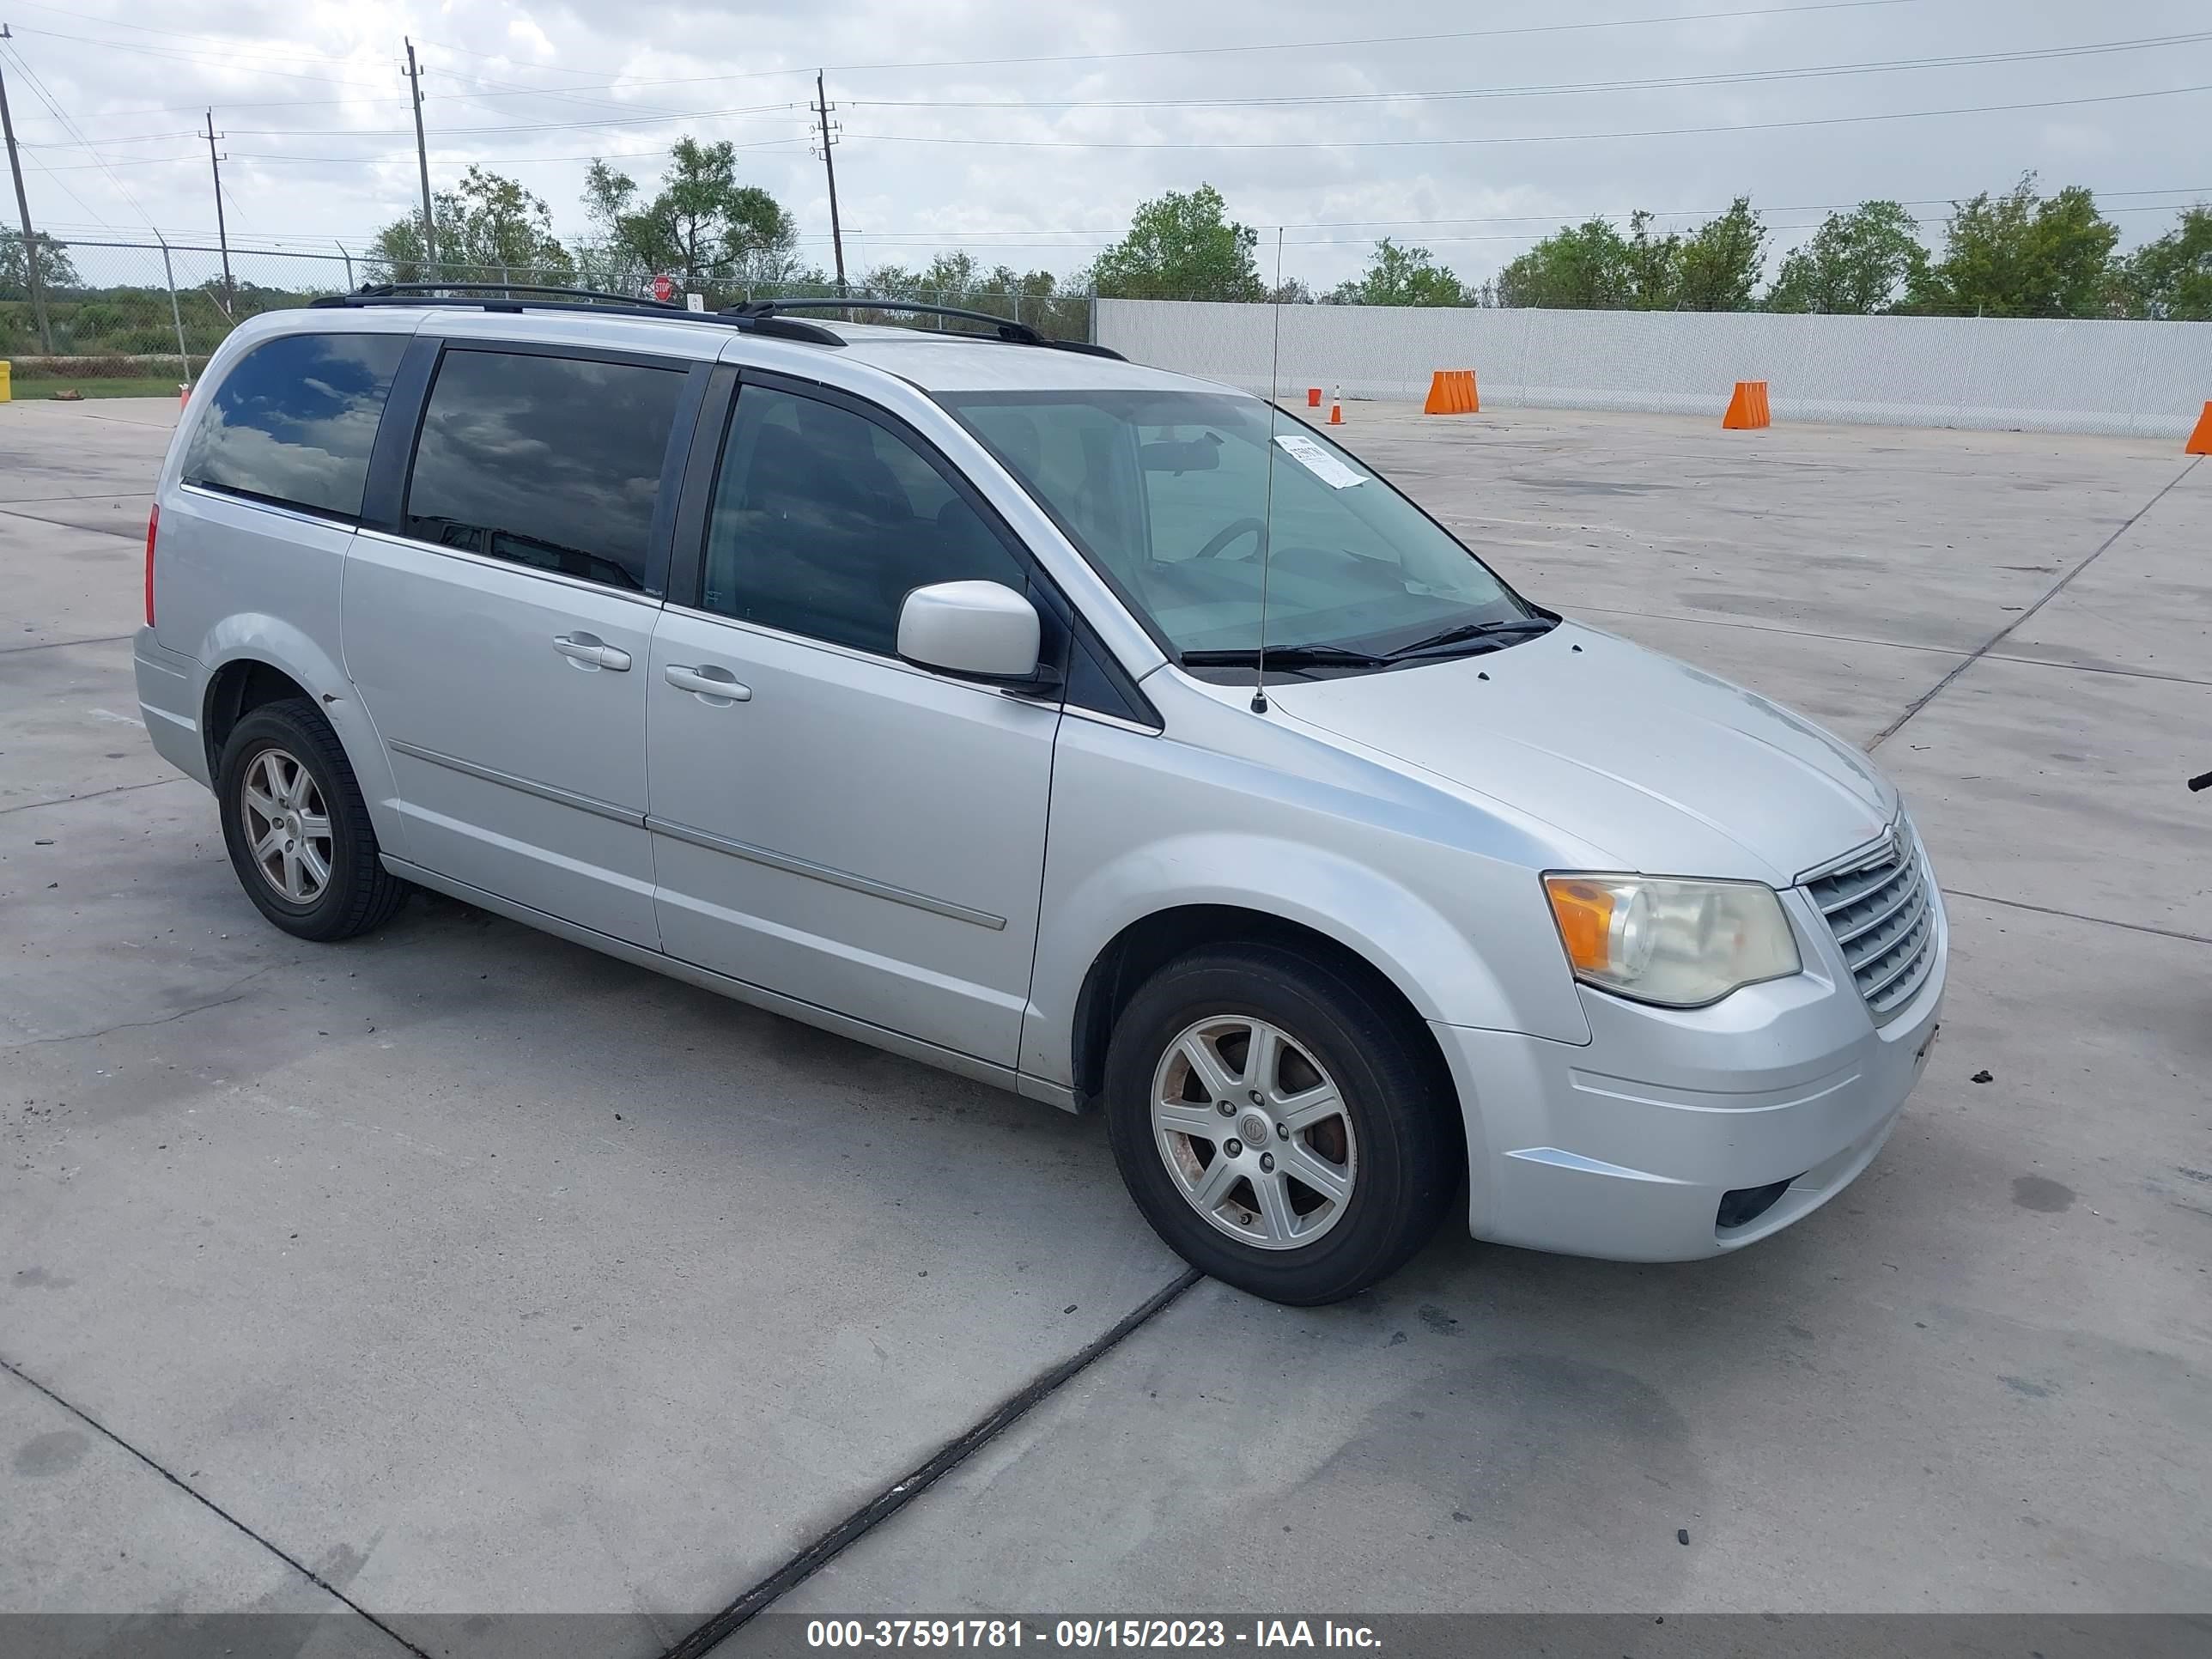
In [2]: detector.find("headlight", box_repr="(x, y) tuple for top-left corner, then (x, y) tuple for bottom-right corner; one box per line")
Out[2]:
(1543, 873), (1802, 1008)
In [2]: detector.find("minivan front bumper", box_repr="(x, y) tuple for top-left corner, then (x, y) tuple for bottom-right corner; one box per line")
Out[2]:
(1437, 888), (1946, 1261)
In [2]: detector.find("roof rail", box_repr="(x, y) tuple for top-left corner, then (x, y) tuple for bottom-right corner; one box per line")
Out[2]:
(727, 296), (1126, 360)
(310, 282), (847, 346)
(346, 281), (686, 309)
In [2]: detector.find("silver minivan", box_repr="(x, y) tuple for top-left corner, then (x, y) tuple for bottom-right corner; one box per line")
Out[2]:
(136, 289), (1945, 1305)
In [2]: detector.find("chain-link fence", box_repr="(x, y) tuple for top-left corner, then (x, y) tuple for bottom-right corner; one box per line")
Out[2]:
(0, 237), (1097, 380)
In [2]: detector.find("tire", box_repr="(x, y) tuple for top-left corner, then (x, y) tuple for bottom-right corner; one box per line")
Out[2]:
(216, 697), (408, 942)
(1103, 944), (1459, 1305)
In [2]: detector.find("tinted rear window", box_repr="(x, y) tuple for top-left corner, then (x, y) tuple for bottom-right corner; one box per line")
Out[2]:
(404, 349), (686, 592)
(182, 331), (405, 519)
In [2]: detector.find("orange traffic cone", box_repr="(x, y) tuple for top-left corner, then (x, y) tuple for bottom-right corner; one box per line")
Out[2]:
(2186, 401), (2212, 455)
(178, 384), (190, 409)
(1328, 384), (1344, 426)
(1423, 369), (1479, 415)
(1722, 380), (1771, 429)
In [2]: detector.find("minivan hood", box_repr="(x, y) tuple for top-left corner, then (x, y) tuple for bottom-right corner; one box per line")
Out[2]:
(1266, 621), (1895, 884)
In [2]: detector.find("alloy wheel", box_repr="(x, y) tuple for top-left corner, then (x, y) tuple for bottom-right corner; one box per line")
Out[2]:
(1150, 1015), (1358, 1250)
(240, 746), (333, 904)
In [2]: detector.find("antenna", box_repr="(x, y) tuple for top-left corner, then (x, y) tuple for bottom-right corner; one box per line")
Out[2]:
(1252, 224), (1285, 715)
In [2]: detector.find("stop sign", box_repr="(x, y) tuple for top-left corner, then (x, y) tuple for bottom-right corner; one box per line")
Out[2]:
(650, 274), (675, 303)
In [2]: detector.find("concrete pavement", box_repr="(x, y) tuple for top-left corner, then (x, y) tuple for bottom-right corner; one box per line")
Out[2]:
(3, 397), (2205, 1650)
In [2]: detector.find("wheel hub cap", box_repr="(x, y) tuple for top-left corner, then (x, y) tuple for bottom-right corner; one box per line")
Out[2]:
(240, 746), (333, 905)
(1150, 1015), (1358, 1252)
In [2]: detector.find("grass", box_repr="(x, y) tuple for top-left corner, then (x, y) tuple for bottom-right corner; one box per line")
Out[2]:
(3, 375), (186, 402)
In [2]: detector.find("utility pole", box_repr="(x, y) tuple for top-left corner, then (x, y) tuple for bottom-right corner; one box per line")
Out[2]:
(404, 39), (438, 279)
(813, 70), (845, 298)
(200, 111), (234, 315)
(0, 25), (53, 352)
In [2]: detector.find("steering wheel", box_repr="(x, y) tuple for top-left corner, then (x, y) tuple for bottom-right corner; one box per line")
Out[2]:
(1196, 517), (1268, 561)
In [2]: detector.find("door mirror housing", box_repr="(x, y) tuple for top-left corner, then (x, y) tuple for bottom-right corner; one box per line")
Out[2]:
(897, 580), (1046, 683)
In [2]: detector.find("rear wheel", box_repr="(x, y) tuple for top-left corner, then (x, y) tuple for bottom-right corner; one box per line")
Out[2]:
(216, 697), (407, 941)
(1104, 945), (1457, 1305)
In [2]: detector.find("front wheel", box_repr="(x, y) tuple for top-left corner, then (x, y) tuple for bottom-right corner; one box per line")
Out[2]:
(1103, 945), (1459, 1305)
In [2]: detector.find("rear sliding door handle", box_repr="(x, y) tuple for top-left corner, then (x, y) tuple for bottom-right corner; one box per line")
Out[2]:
(553, 632), (632, 672)
(665, 663), (751, 702)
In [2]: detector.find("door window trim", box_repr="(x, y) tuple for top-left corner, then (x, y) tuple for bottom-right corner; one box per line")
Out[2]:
(671, 367), (1074, 671)
(362, 337), (709, 600)
(350, 524), (666, 609)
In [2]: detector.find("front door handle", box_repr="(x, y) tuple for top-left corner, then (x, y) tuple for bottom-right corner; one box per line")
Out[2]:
(665, 663), (751, 703)
(554, 632), (632, 672)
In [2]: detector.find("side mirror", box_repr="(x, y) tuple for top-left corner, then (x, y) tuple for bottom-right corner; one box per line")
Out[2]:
(897, 580), (1043, 683)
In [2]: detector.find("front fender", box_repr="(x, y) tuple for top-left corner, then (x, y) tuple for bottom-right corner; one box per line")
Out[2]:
(1024, 829), (1542, 1097)
(200, 616), (409, 862)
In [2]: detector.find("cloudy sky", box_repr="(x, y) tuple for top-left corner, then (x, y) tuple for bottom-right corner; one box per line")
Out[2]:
(3, 0), (2207, 292)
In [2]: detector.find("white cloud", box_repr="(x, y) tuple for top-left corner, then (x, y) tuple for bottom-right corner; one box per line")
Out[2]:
(6, 0), (2208, 292)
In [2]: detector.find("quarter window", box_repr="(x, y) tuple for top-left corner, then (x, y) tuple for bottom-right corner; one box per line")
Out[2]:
(181, 331), (405, 519)
(404, 349), (686, 592)
(700, 384), (1027, 655)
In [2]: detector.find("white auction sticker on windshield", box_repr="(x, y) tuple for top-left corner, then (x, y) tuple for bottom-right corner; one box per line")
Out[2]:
(1274, 433), (1366, 489)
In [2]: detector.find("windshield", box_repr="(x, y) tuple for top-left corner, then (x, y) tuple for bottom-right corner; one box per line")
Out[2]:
(940, 389), (1539, 669)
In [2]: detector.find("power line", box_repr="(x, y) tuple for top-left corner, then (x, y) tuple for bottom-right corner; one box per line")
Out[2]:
(842, 81), (2212, 149)
(9, 0), (1939, 115)
(4, 26), (397, 89)
(0, 33), (155, 231)
(33, 25), (2197, 153)
(848, 31), (2212, 111)
(64, 102), (799, 145)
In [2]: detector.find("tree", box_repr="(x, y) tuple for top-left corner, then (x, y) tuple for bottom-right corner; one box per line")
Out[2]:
(1496, 200), (1767, 310)
(1905, 174), (2122, 317)
(1330, 238), (1467, 307)
(441, 166), (573, 278)
(2124, 204), (2212, 321)
(1672, 197), (1768, 311)
(1767, 201), (1929, 313)
(368, 167), (572, 283)
(1620, 212), (1685, 308)
(578, 140), (796, 294)
(573, 157), (641, 287)
(0, 228), (78, 297)
(1495, 218), (1632, 308)
(855, 257), (1073, 329)
(1090, 184), (1265, 301)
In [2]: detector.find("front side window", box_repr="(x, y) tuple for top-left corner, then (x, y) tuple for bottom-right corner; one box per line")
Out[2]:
(943, 390), (1540, 671)
(182, 331), (405, 519)
(700, 383), (1027, 656)
(404, 349), (686, 592)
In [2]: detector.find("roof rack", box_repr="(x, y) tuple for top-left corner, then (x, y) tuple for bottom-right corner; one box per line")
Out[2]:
(311, 283), (847, 345)
(726, 296), (1126, 360)
(307, 283), (1127, 359)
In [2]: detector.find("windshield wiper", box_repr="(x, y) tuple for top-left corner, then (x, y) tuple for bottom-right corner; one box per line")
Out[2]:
(1382, 616), (1556, 661)
(1182, 644), (1391, 671)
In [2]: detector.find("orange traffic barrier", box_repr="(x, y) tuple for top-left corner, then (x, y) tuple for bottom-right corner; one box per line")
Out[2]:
(1328, 384), (1344, 426)
(1306, 386), (1322, 408)
(1722, 380), (1771, 429)
(2186, 400), (2212, 455)
(1423, 369), (1480, 415)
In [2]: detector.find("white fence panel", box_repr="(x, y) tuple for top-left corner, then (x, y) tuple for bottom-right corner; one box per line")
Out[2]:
(1096, 300), (2212, 438)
